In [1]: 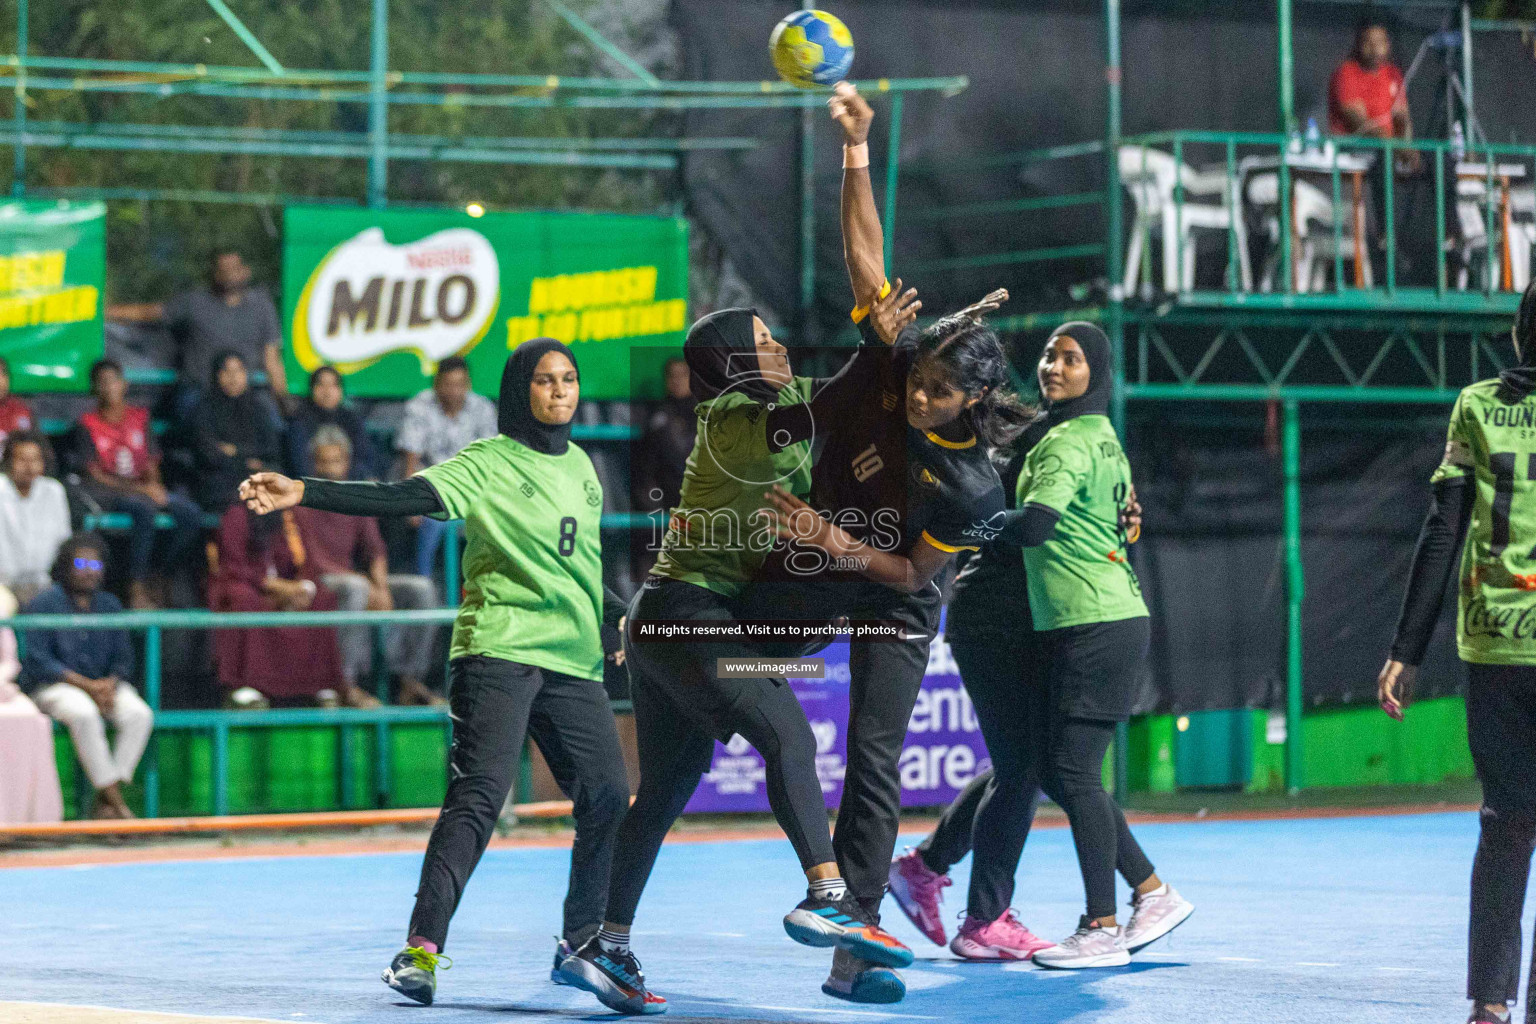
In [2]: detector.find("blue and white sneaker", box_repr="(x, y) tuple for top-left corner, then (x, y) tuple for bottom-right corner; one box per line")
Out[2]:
(783, 893), (914, 969)
(822, 948), (906, 1004)
(551, 938), (575, 984)
(557, 937), (667, 1015)
(381, 945), (450, 1005)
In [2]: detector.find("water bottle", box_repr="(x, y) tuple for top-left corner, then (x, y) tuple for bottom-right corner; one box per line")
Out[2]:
(1305, 117), (1322, 155)
(1450, 122), (1467, 164)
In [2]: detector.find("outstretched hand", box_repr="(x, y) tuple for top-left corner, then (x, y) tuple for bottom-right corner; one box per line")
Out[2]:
(239, 472), (304, 516)
(869, 278), (921, 345)
(828, 81), (873, 145)
(763, 485), (837, 553)
(957, 288), (1009, 321)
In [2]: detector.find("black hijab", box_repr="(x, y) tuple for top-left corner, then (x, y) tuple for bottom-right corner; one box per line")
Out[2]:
(1042, 321), (1113, 425)
(500, 337), (577, 455)
(684, 307), (780, 404)
(1497, 282), (1536, 403)
(201, 349), (266, 447)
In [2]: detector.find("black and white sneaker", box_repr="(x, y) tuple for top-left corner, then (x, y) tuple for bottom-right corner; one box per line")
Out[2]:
(783, 894), (914, 969)
(557, 937), (668, 1015)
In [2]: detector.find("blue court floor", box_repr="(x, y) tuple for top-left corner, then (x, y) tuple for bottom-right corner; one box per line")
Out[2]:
(5, 811), (1529, 1023)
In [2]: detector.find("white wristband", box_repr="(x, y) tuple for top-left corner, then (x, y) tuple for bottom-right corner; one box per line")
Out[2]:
(299, 579), (316, 599)
(843, 142), (869, 169)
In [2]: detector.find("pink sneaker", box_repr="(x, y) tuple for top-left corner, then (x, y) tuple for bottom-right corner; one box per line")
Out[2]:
(888, 848), (952, 946)
(949, 910), (1054, 961)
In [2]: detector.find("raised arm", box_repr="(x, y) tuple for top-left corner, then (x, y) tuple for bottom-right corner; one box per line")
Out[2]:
(830, 82), (886, 312)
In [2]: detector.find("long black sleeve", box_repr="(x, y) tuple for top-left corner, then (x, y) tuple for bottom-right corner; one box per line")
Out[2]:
(1389, 477), (1473, 666)
(997, 504), (1063, 547)
(602, 585), (629, 631)
(765, 343), (870, 453)
(299, 476), (445, 518)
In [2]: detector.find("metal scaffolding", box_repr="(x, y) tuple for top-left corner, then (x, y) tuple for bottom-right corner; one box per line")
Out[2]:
(0, 0), (968, 339)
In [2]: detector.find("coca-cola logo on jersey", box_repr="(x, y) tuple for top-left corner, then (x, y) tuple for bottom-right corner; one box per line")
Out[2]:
(1464, 596), (1536, 641)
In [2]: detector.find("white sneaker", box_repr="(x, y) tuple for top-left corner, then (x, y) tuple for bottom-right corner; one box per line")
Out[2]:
(1032, 917), (1131, 969)
(1121, 884), (1194, 953)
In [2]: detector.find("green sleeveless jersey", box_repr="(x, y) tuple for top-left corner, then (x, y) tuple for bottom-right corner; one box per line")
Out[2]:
(1432, 379), (1536, 665)
(419, 435), (607, 681)
(1017, 414), (1148, 631)
(649, 377), (815, 597)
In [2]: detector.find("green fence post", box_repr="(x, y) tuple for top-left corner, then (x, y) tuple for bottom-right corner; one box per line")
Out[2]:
(212, 721), (230, 816)
(367, 0), (388, 207)
(1105, 0), (1130, 800)
(517, 740), (534, 806)
(11, 0), (27, 196)
(338, 722), (354, 810)
(1461, 1), (1475, 145)
(883, 91), (904, 279)
(1436, 143), (1448, 298)
(144, 625), (161, 818)
(444, 520), (462, 606)
(1283, 400), (1305, 795)
(1278, 0), (1295, 135)
(375, 720), (391, 808)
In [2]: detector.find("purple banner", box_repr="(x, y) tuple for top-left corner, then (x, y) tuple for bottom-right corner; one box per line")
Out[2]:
(684, 634), (991, 814)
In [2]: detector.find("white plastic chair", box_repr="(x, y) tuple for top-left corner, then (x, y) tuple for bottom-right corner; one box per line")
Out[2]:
(1245, 172), (1372, 293)
(1119, 145), (1251, 296)
(1456, 180), (1534, 293)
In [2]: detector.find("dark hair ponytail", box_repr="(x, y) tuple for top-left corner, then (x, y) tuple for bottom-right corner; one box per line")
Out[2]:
(915, 313), (1037, 451)
(1497, 278), (1536, 403)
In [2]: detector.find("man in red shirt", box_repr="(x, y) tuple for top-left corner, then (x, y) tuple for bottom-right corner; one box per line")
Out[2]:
(1327, 16), (1424, 273)
(0, 355), (34, 450)
(1329, 18), (1415, 147)
(293, 425), (443, 706)
(72, 359), (205, 609)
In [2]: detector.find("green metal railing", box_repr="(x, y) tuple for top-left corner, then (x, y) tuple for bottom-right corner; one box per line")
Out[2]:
(13, 606), (638, 817)
(14, 608), (456, 817)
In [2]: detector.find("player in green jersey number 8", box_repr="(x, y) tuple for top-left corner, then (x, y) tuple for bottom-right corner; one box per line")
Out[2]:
(240, 339), (633, 1007)
(1380, 279), (1536, 1024)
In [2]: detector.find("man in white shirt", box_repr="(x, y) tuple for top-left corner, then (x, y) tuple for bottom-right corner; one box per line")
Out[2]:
(394, 356), (496, 576)
(0, 431), (72, 604)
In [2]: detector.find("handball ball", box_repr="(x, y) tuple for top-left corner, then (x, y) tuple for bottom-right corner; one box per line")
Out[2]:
(770, 10), (854, 88)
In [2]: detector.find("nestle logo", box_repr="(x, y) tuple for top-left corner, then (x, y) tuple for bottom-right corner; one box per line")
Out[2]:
(406, 248), (474, 270)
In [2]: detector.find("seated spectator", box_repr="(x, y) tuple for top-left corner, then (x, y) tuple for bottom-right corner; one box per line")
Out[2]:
(72, 359), (205, 609)
(0, 584), (64, 825)
(294, 426), (442, 707)
(208, 501), (352, 707)
(395, 356), (496, 577)
(20, 535), (153, 820)
(286, 365), (382, 479)
(0, 354), (34, 448)
(189, 350), (281, 513)
(0, 431), (72, 605)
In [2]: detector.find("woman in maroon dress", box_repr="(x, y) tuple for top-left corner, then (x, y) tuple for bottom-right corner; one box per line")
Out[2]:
(209, 502), (351, 706)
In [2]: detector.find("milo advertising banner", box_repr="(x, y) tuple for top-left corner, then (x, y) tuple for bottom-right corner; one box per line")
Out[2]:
(282, 207), (688, 400)
(0, 200), (105, 393)
(684, 633), (991, 813)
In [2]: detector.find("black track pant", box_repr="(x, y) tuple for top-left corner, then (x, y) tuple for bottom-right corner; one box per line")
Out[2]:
(731, 576), (937, 920)
(408, 655), (629, 950)
(1465, 664), (1536, 1011)
(918, 630), (1155, 921)
(602, 579), (836, 927)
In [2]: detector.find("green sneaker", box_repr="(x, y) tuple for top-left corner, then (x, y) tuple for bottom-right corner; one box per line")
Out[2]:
(382, 946), (451, 1005)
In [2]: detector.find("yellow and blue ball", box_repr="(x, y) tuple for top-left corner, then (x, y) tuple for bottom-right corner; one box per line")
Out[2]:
(769, 10), (854, 88)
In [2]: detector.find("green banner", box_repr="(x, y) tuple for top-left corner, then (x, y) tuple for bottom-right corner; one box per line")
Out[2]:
(283, 206), (688, 402)
(0, 200), (105, 394)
